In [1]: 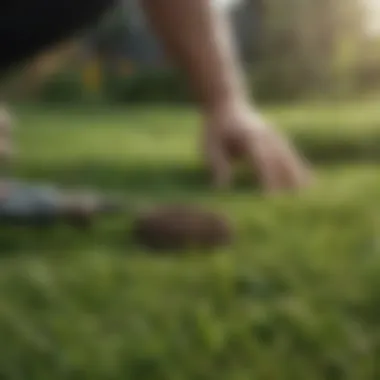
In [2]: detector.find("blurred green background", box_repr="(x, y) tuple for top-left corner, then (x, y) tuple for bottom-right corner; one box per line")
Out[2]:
(3, 0), (380, 105)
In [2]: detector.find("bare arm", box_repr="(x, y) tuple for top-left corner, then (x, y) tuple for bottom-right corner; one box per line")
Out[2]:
(140, 0), (249, 112)
(141, 0), (310, 191)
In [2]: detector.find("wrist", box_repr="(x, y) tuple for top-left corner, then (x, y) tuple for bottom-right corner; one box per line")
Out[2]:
(200, 80), (250, 109)
(202, 96), (252, 124)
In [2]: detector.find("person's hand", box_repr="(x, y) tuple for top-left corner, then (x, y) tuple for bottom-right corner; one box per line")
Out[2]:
(0, 138), (13, 162)
(202, 102), (312, 192)
(0, 105), (14, 162)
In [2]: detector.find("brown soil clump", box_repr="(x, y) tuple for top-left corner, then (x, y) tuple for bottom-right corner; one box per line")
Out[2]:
(132, 204), (234, 251)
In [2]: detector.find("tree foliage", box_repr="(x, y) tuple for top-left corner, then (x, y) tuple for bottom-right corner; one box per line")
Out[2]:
(250, 0), (367, 99)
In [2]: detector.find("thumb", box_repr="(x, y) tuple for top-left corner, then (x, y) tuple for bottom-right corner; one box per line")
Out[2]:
(203, 131), (232, 189)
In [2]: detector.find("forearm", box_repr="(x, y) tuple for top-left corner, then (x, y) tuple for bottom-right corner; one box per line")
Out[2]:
(141, 0), (249, 111)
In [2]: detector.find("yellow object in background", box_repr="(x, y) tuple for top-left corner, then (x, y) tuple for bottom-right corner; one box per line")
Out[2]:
(83, 59), (102, 94)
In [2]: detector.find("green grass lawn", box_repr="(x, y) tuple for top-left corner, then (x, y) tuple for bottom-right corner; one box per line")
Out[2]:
(0, 101), (380, 380)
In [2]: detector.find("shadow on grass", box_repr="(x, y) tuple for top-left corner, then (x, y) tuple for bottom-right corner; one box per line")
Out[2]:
(1, 161), (260, 255)
(293, 131), (380, 164)
(0, 217), (140, 257)
(15, 160), (260, 197)
(1, 152), (378, 255)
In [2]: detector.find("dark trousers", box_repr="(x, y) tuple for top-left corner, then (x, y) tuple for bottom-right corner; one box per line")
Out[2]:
(0, 0), (115, 74)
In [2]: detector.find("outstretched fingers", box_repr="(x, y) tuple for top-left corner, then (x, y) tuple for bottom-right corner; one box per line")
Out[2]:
(245, 127), (312, 192)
